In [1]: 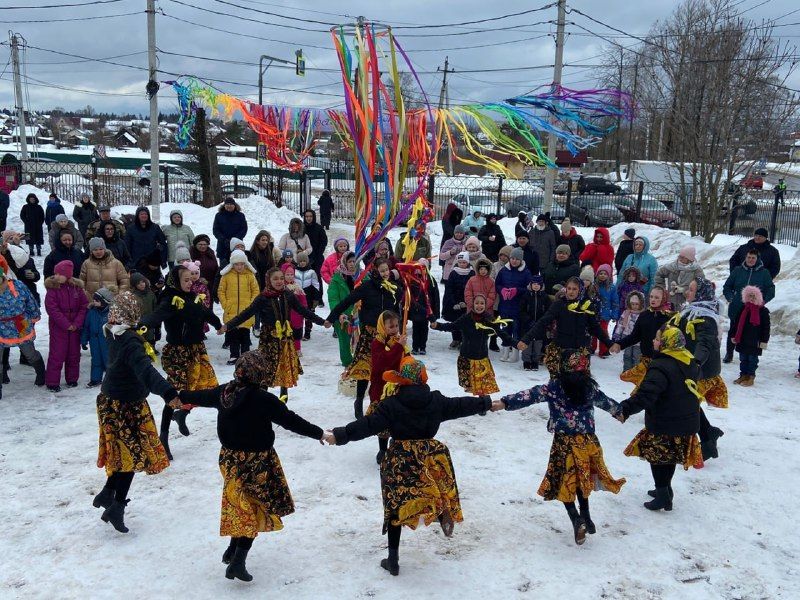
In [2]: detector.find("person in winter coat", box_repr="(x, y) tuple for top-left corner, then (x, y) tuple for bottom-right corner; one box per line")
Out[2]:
(613, 290), (645, 372)
(43, 229), (85, 279)
(477, 214), (506, 261)
(491, 245), (512, 280)
(530, 214), (557, 271)
(461, 210), (486, 236)
(20, 193), (45, 256)
(616, 265), (644, 310)
(72, 196), (99, 239)
(81, 287), (113, 387)
(407, 258), (439, 355)
(731, 285), (770, 387)
(722, 249), (775, 362)
(3, 241), (40, 305)
(441, 252), (475, 349)
(594, 264), (618, 357)
(126, 206), (167, 270)
(512, 231), (540, 276)
(44, 260), (89, 391)
(518, 275), (551, 370)
(278, 217), (313, 261)
(133, 247), (166, 294)
(543, 244), (581, 296)
(328, 251), (357, 367)
(213, 198), (248, 266)
(618, 326), (704, 512)
(321, 238), (350, 284)
(326, 357), (491, 577)
(247, 230), (276, 289)
(515, 211), (533, 239)
(99, 221), (131, 269)
(190, 234), (219, 289)
(439, 202), (464, 258)
(219, 249), (260, 365)
(161, 210), (195, 268)
(282, 265), (308, 357)
(495, 247), (534, 362)
(302, 209), (327, 273)
(465, 257), (496, 313)
(317, 189), (334, 229)
(438, 225), (467, 281)
(85, 206), (126, 247)
(49, 214), (84, 250)
(580, 227), (615, 273)
(728, 227), (781, 279)
(80, 238), (130, 299)
(655, 245), (704, 311)
(294, 251), (321, 340)
(394, 227), (433, 262)
(558, 218), (585, 259)
(130, 272), (157, 345)
(619, 236), (658, 296)
(615, 228), (636, 275)
(44, 192), (65, 229)
(0, 270), (46, 397)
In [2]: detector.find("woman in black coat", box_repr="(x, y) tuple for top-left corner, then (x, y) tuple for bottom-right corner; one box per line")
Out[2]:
(302, 209), (328, 282)
(317, 189), (334, 230)
(477, 214), (506, 261)
(100, 221), (132, 270)
(19, 193), (45, 256)
(73, 196), (99, 239)
(213, 198), (248, 266)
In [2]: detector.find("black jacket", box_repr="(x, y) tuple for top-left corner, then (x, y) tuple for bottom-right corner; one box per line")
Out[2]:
(671, 313), (721, 379)
(142, 286), (222, 345)
(101, 228), (132, 269)
(408, 272), (440, 321)
(616, 309), (673, 358)
(101, 328), (177, 403)
(43, 237), (85, 279)
(303, 212), (328, 268)
(317, 191), (334, 220)
(477, 219), (506, 261)
(72, 201), (99, 237)
(326, 276), (402, 328)
(543, 256), (581, 295)
(212, 209), (248, 262)
(181, 384), (323, 451)
(620, 355), (701, 436)
(332, 384), (490, 444)
(7, 253), (41, 304)
(512, 243), (540, 276)
(559, 232), (585, 260)
(20, 201), (46, 246)
(615, 239), (635, 274)
(126, 207), (168, 268)
(228, 290), (324, 331)
(729, 239), (781, 279)
(442, 268), (473, 322)
(246, 246), (274, 291)
(435, 313), (514, 359)
(731, 306), (771, 355)
(519, 290), (551, 331)
(524, 298), (611, 349)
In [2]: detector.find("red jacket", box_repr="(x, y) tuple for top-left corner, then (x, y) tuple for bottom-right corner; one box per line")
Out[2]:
(579, 227), (615, 273)
(464, 271), (496, 314)
(369, 338), (405, 404)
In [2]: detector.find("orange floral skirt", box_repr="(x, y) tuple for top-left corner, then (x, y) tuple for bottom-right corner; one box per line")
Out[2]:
(698, 376), (728, 409)
(258, 335), (303, 389)
(624, 428), (703, 470)
(344, 325), (376, 381)
(620, 356), (652, 392)
(457, 356), (499, 395)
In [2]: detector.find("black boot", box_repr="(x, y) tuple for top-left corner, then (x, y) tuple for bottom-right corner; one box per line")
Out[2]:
(93, 487), (114, 509)
(173, 409), (191, 437)
(32, 357), (46, 387)
(565, 503), (587, 545)
(647, 486), (674, 500)
(222, 538), (237, 565)
(380, 548), (399, 576)
(354, 397), (363, 419)
(644, 487), (673, 511)
(225, 547), (253, 582)
(160, 408), (173, 461)
(580, 507), (595, 535)
(101, 499), (130, 533)
(701, 427), (724, 460)
(2, 348), (9, 383)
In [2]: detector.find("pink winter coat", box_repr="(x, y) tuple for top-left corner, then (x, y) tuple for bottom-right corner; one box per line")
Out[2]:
(44, 276), (89, 336)
(464, 263), (497, 313)
(287, 286), (307, 350)
(321, 251), (345, 284)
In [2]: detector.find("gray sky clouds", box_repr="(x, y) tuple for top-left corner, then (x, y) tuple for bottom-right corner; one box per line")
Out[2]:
(1, 0), (798, 115)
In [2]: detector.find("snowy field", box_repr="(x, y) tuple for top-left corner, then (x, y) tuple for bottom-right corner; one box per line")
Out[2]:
(0, 186), (798, 599)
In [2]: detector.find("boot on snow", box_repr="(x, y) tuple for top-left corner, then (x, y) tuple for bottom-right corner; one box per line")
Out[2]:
(644, 487), (673, 511)
(92, 487), (114, 509)
(580, 507), (596, 535)
(173, 409), (191, 436)
(101, 499), (130, 533)
(647, 486), (674, 500)
(565, 505), (587, 545)
(381, 548), (400, 576)
(222, 538), (237, 565)
(225, 547), (253, 582)
(32, 357), (46, 387)
(701, 427), (724, 460)
(739, 374), (755, 387)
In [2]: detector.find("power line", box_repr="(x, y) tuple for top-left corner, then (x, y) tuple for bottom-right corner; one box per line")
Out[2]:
(392, 3), (557, 29)
(405, 34), (551, 53)
(1, 0), (126, 8)
(25, 51), (147, 65)
(166, 0), (329, 33)
(3, 10), (140, 23)
(209, 0), (337, 26)
(0, 75), (140, 97)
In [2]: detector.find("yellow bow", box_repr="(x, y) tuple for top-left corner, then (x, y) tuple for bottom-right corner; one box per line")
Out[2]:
(273, 320), (293, 339)
(279, 393), (288, 404)
(171, 296), (185, 310)
(136, 326), (157, 363)
(567, 300), (595, 315)
(195, 294), (206, 304)
(668, 313), (704, 340)
(475, 317), (513, 336)
(381, 381), (398, 401)
(381, 278), (398, 296)
(685, 378), (705, 402)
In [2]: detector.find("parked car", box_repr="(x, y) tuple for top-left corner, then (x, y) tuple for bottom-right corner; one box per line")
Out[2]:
(220, 183), (260, 197)
(577, 176), (622, 195)
(136, 163), (199, 187)
(739, 174), (764, 189)
(614, 196), (681, 229)
(505, 194), (566, 222)
(451, 191), (499, 215)
(568, 195), (625, 227)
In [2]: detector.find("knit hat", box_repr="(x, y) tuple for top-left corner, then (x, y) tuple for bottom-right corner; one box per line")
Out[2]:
(55, 214), (69, 224)
(88, 237), (106, 252)
(536, 213), (547, 223)
(456, 251), (470, 263)
(280, 262), (295, 274)
(295, 251), (310, 264)
(224, 197), (236, 206)
(454, 224), (466, 235)
(465, 236), (480, 249)
(282, 248), (294, 260)
(560, 218), (572, 235)
(333, 238), (350, 251)
(754, 227), (769, 238)
(169, 210), (182, 221)
(174, 241), (191, 263)
(597, 264), (613, 278)
(94, 287), (115, 307)
(108, 291), (141, 327)
(580, 265), (595, 284)
(624, 227), (636, 239)
(516, 230), (529, 240)
(555, 243), (571, 256)
(181, 260), (201, 276)
(498, 245), (513, 259)
(229, 237), (245, 252)
(98, 205), (111, 213)
(530, 274), (544, 287)
(54, 260), (74, 279)
(678, 245), (696, 262)
(383, 356), (428, 386)
(130, 272), (149, 288)
(510, 247), (524, 261)
(229, 249), (248, 265)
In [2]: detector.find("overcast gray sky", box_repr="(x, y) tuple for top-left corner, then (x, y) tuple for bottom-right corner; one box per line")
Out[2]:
(1, 0), (798, 116)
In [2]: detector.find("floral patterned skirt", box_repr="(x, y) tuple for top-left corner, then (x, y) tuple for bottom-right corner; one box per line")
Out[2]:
(161, 343), (218, 392)
(344, 325), (376, 381)
(543, 344), (591, 379)
(620, 355), (652, 392)
(218, 447), (294, 538)
(457, 356), (499, 395)
(258, 335), (303, 389)
(698, 375), (728, 409)
(624, 428), (703, 471)
(96, 393), (169, 477)
(538, 433), (626, 502)
(365, 398), (390, 440)
(380, 439), (463, 534)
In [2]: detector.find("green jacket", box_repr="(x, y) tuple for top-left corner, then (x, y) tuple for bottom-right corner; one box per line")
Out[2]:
(722, 260), (775, 317)
(328, 272), (355, 316)
(394, 233), (432, 263)
(161, 214), (196, 262)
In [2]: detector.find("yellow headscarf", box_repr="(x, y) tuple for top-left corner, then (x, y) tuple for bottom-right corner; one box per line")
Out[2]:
(658, 326), (694, 365)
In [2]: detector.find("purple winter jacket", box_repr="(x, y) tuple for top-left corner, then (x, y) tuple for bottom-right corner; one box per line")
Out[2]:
(44, 276), (89, 337)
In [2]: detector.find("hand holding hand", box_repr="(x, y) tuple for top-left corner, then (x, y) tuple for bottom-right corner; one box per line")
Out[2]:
(609, 343), (621, 354)
(81, 344), (88, 351)
(429, 321), (438, 329)
(323, 321), (332, 329)
(491, 399), (506, 412)
(218, 325), (227, 335)
(321, 431), (337, 445)
(516, 341), (528, 351)
(615, 411), (626, 423)
(759, 342), (768, 350)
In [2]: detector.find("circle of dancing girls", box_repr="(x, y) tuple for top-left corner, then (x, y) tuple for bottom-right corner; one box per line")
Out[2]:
(667, 277), (726, 461)
(179, 351), (327, 583)
(93, 291), (181, 533)
(140, 265), (222, 459)
(324, 257), (403, 418)
(617, 325), (705, 511)
(494, 349), (626, 545)
(609, 285), (672, 392)
(431, 294), (515, 396)
(517, 276), (613, 377)
(324, 357), (491, 577)
(220, 266), (327, 400)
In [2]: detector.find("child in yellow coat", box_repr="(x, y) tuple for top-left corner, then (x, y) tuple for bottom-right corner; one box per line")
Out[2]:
(219, 250), (260, 365)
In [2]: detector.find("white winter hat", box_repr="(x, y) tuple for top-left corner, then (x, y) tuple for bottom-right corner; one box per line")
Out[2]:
(456, 251), (470, 263)
(229, 237), (245, 252)
(230, 249), (248, 265)
(7, 244), (30, 269)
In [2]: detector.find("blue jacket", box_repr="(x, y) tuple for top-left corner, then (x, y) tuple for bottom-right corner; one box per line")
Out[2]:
(45, 199), (65, 228)
(596, 281), (619, 321)
(212, 209), (248, 262)
(81, 306), (109, 354)
(619, 236), (658, 295)
(494, 262), (534, 318)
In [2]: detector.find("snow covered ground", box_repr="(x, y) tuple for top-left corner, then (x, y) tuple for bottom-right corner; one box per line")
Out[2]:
(0, 187), (797, 599)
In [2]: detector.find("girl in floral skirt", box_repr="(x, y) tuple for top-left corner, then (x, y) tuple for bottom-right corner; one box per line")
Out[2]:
(495, 350), (626, 545)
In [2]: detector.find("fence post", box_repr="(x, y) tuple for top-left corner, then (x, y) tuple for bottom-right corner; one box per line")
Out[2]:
(163, 165), (170, 204)
(496, 175), (504, 216)
(565, 180), (572, 216)
(635, 181), (644, 222)
(299, 171), (307, 213)
(91, 158), (99, 204)
(427, 173), (436, 212)
(276, 173), (283, 207)
(233, 165), (238, 196)
(769, 193), (780, 241)
(324, 168), (331, 192)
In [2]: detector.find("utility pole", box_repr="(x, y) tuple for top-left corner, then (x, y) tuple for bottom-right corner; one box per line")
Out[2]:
(146, 0), (160, 221)
(615, 46), (624, 179)
(543, 0), (566, 213)
(10, 33), (29, 161)
(437, 56), (455, 174)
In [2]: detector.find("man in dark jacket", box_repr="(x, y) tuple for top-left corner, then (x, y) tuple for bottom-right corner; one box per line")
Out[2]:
(543, 244), (581, 295)
(558, 217), (585, 258)
(126, 206), (167, 269)
(511, 232), (540, 276)
(44, 192), (65, 229)
(317, 189), (334, 230)
(85, 206), (126, 246)
(72, 195), (99, 239)
(728, 227), (781, 279)
(303, 209), (328, 273)
(615, 227), (635, 275)
(43, 229), (84, 278)
(212, 198), (248, 265)
(477, 214), (506, 261)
